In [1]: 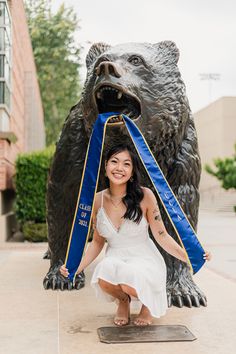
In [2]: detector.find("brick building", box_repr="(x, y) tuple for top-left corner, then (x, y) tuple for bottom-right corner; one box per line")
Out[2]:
(0, 0), (45, 241)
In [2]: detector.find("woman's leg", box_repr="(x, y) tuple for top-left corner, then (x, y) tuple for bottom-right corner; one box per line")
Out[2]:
(98, 279), (131, 326)
(121, 284), (152, 326)
(98, 279), (130, 300)
(120, 284), (138, 298)
(134, 305), (153, 326)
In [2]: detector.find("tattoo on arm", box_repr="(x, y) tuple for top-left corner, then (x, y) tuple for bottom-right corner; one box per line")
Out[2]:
(154, 214), (162, 221)
(158, 230), (165, 236)
(152, 205), (162, 222)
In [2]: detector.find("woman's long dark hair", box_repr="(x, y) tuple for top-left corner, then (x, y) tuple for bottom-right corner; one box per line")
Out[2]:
(105, 143), (144, 223)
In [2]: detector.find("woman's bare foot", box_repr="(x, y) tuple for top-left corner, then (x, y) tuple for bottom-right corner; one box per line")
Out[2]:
(114, 295), (131, 326)
(134, 304), (152, 326)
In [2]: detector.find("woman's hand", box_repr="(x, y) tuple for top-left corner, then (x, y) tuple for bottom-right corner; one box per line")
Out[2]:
(60, 264), (69, 278)
(203, 251), (212, 261)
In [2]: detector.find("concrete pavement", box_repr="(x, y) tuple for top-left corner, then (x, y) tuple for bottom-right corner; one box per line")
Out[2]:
(0, 211), (236, 354)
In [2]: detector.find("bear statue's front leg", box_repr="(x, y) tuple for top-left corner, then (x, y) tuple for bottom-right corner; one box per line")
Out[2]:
(43, 105), (88, 290)
(151, 228), (207, 308)
(162, 182), (207, 308)
(43, 261), (85, 291)
(165, 259), (207, 308)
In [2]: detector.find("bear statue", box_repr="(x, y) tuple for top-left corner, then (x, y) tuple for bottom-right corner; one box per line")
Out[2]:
(43, 40), (207, 308)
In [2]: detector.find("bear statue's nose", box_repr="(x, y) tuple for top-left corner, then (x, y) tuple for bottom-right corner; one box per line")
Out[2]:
(95, 61), (122, 78)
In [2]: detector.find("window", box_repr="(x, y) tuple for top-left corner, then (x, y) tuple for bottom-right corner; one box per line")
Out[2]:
(0, 1), (11, 109)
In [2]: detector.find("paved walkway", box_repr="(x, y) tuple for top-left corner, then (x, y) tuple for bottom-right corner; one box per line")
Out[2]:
(0, 211), (235, 354)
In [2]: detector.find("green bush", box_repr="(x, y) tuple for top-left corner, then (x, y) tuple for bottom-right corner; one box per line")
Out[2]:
(205, 144), (236, 190)
(14, 145), (55, 241)
(23, 222), (48, 242)
(205, 144), (236, 213)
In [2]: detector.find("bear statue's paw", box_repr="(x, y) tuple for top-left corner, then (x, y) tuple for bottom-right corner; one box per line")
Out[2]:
(43, 261), (85, 291)
(166, 275), (207, 308)
(43, 249), (51, 259)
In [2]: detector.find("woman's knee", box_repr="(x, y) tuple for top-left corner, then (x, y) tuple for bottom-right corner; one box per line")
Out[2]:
(120, 284), (137, 297)
(98, 278), (114, 290)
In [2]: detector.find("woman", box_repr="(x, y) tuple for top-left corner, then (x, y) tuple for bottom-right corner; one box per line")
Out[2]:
(60, 143), (211, 326)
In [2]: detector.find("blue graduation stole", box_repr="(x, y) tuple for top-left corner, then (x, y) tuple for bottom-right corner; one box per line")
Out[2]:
(65, 113), (205, 284)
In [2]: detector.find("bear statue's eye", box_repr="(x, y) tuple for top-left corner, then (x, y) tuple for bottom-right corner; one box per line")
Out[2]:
(128, 55), (144, 66)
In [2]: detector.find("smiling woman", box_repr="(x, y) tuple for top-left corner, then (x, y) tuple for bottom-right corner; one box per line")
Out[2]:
(104, 143), (144, 224)
(60, 142), (211, 326)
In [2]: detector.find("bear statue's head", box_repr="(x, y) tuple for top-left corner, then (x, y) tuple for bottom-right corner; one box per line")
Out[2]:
(80, 41), (191, 155)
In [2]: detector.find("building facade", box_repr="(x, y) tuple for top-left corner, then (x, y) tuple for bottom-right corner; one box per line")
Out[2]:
(0, 0), (45, 241)
(194, 97), (236, 212)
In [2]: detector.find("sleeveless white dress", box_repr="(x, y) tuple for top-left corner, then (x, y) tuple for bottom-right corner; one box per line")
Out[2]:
(91, 191), (168, 318)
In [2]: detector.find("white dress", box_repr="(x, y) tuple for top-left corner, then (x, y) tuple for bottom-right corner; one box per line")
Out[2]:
(90, 191), (168, 318)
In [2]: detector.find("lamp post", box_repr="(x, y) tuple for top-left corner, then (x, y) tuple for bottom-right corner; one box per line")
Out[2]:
(199, 73), (221, 104)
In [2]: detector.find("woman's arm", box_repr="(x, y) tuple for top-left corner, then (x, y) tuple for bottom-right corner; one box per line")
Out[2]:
(60, 194), (106, 278)
(144, 188), (211, 263)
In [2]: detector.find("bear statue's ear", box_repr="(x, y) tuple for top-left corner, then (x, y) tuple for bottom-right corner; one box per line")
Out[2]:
(153, 40), (180, 64)
(86, 42), (111, 69)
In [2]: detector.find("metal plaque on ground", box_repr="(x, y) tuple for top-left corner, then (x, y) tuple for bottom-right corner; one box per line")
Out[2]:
(97, 325), (196, 343)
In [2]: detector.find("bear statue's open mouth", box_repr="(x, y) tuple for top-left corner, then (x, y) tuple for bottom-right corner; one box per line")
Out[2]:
(94, 84), (141, 125)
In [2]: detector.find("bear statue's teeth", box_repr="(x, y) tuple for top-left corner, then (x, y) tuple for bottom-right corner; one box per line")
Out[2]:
(94, 84), (141, 122)
(117, 91), (122, 99)
(108, 114), (124, 123)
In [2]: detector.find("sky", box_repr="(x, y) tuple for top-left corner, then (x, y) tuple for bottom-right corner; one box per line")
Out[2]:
(52, 0), (236, 113)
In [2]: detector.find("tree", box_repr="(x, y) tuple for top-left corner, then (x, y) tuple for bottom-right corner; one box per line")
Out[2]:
(205, 144), (236, 209)
(25, 0), (81, 145)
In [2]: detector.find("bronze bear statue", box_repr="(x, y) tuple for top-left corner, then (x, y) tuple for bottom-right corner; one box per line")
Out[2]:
(43, 40), (207, 308)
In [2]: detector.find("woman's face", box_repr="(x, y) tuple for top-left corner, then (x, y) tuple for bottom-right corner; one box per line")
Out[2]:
(105, 150), (133, 185)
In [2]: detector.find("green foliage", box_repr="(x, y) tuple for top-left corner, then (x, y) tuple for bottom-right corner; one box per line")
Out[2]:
(205, 144), (236, 190)
(23, 222), (48, 242)
(14, 145), (55, 224)
(25, 0), (81, 145)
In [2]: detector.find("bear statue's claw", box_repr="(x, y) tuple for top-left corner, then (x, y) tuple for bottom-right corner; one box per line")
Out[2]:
(52, 277), (57, 290)
(191, 295), (200, 307)
(74, 279), (83, 290)
(167, 294), (172, 307)
(200, 296), (207, 307)
(60, 282), (68, 291)
(44, 279), (50, 290)
(43, 262), (85, 291)
(43, 250), (51, 259)
(67, 281), (73, 290)
(172, 295), (184, 308)
(183, 294), (192, 308)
